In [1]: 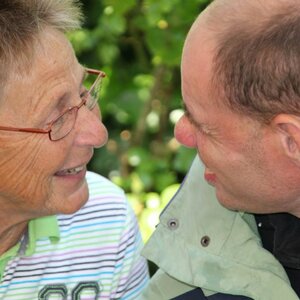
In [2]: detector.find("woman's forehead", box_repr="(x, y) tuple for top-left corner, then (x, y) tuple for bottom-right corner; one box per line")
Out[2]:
(0, 30), (82, 123)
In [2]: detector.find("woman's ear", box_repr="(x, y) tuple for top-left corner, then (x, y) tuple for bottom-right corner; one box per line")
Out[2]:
(272, 114), (300, 163)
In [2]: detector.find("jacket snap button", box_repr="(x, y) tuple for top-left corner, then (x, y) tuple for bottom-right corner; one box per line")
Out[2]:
(201, 235), (210, 247)
(167, 218), (179, 230)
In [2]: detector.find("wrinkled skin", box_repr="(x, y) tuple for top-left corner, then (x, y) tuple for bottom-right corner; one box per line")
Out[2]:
(174, 10), (300, 216)
(0, 28), (108, 252)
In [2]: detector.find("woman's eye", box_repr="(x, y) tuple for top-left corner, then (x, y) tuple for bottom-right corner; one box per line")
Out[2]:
(80, 89), (89, 99)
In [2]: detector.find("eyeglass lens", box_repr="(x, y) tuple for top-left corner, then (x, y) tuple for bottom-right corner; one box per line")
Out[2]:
(49, 72), (103, 141)
(85, 74), (103, 110)
(50, 107), (77, 141)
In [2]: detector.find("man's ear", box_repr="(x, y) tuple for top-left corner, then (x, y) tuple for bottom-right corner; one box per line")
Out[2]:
(272, 114), (300, 163)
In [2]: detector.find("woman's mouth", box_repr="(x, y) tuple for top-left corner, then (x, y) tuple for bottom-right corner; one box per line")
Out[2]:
(55, 165), (85, 176)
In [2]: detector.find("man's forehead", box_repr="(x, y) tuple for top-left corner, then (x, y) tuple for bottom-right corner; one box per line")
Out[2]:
(195, 0), (293, 32)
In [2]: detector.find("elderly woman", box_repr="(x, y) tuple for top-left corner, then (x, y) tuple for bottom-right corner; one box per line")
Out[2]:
(0, 0), (148, 299)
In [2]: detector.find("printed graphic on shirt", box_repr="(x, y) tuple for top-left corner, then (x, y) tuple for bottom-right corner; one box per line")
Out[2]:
(39, 281), (101, 299)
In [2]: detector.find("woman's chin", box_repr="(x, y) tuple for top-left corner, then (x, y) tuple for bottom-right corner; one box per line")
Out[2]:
(52, 176), (89, 215)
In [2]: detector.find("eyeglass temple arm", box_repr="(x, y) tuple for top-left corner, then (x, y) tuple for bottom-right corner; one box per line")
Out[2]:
(85, 68), (106, 77)
(0, 126), (49, 133)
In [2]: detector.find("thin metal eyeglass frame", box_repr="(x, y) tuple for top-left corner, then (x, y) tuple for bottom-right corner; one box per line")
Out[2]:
(0, 68), (106, 141)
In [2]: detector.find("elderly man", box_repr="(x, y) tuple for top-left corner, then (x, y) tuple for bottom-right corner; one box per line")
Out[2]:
(141, 0), (300, 299)
(0, 1), (148, 299)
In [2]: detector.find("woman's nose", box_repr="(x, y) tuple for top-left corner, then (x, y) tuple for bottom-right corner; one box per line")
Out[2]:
(74, 104), (108, 148)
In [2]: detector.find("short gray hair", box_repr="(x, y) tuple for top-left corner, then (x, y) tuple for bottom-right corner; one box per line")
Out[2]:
(0, 0), (83, 81)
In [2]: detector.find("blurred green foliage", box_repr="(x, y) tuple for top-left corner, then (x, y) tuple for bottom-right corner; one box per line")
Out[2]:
(70, 0), (211, 241)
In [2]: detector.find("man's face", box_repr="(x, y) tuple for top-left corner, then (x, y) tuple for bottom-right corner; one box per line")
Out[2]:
(175, 19), (299, 214)
(0, 29), (108, 222)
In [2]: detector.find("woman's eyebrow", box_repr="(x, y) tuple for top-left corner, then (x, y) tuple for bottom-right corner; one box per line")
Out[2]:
(52, 68), (86, 112)
(78, 67), (86, 90)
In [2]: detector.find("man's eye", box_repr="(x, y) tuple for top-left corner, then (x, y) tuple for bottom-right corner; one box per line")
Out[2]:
(185, 114), (210, 135)
(198, 126), (208, 135)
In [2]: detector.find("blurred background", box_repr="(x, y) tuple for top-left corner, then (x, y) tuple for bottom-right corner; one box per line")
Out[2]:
(69, 0), (211, 243)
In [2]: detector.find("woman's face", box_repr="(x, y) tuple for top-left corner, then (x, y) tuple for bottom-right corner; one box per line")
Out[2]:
(0, 29), (108, 223)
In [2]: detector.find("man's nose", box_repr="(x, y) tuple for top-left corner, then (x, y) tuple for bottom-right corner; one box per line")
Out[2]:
(174, 115), (196, 148)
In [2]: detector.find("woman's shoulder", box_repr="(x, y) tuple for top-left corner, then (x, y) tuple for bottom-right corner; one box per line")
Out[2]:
(86, 171), (124, 198)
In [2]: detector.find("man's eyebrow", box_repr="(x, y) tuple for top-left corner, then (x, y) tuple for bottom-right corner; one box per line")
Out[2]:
(183, 103), (200, 127)
(182, 102), (212, 133)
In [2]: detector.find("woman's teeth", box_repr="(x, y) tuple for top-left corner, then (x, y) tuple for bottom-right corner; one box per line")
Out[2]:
(56, 166), (84, 176)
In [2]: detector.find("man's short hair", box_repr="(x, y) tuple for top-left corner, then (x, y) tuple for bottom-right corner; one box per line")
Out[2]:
(211, 0), (300, 123)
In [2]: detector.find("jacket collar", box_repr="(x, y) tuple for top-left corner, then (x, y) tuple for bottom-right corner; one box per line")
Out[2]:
(142, 156), (298, 299)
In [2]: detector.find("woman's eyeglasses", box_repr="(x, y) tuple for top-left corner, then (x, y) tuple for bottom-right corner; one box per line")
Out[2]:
(0, 68), (105, 141)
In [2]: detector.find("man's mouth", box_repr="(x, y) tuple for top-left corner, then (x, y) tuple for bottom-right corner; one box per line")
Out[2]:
(55, 165), (85, 176)
(204, 171), (217, 186)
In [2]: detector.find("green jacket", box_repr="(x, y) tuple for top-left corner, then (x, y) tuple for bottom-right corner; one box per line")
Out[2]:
(140, 156), (299, 300)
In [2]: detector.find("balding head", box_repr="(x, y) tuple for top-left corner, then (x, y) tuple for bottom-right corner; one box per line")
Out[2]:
(184, 0), (300, 122)
(202, 0), (299, 31)
(178, 0), (300, 217)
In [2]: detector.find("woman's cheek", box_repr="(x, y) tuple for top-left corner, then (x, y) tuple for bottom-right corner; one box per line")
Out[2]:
(0, 137), (45, 200)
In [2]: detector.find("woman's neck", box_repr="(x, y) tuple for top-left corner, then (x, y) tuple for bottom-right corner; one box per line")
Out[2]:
(0, 222), (28, 256)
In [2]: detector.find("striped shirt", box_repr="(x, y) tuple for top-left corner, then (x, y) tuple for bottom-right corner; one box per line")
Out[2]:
(0, 171), (149, 299)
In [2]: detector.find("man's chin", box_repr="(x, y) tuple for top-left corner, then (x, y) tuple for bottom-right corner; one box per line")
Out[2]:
(215, 190), (239, 212)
